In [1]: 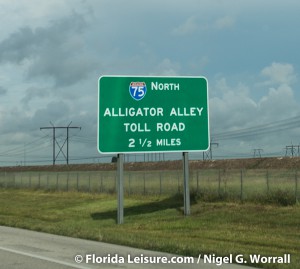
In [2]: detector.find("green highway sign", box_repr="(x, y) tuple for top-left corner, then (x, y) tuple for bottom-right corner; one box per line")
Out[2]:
(98, 76), (210, 154)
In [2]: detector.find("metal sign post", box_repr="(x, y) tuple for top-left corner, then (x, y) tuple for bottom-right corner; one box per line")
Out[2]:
(117, 154), (124, 224)
(183, 152), (190, 215)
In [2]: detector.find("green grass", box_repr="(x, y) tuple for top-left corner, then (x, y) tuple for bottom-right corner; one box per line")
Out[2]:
(0, 188), (299, 269)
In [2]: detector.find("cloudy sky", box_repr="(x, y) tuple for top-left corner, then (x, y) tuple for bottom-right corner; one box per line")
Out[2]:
(1, 0), (300, 165)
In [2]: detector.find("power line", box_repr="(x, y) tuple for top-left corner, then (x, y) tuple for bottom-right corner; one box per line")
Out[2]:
(0, 135), (49, 156)
(71, 135), (95, 145)
(212, 115), (300, 141)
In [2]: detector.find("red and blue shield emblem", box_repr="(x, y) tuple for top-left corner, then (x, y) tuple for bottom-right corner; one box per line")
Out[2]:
(129, 82), (147, 101)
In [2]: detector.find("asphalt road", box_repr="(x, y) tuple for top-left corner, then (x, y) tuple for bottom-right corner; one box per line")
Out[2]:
(0, 226), (259, 269)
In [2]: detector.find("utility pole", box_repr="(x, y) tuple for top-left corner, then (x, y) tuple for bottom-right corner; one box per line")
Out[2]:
(40, 122), (81, 165)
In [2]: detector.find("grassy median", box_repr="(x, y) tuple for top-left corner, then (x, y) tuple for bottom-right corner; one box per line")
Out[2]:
(0, 188), (299, 269)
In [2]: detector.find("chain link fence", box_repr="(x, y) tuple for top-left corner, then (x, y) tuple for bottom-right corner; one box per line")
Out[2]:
(0, 168), (299, 204)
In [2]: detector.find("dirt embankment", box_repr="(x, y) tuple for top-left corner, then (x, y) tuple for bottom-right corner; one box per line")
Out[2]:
(1, 157), (300, 173)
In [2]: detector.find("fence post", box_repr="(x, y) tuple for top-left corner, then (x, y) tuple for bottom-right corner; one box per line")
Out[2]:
(47, 174), (49, 189)
(128, 172), (131, 195)
(77, 173), (79, 191)
(100, 173), (103, 193)
(197, 170), (199, 194)
(143, 172), (146, 195)
(4, 172), (7, 188)
(4, 171), (8, 188)
(240, 170), (244, 202)
(66, 172), (69, 191)
(177, 171), (180, 192)
(266, 169), (270, 193)
(218, 169), (221, 197)
(296, 170), (298, 203)
(56, 173), (59, 191)
(159, 171), (162, 195)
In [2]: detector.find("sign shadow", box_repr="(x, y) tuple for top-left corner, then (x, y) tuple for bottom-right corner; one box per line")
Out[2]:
(90, 194), (197, 223)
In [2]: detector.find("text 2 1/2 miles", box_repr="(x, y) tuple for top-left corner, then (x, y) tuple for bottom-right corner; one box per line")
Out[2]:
(129, 138), (152, 148)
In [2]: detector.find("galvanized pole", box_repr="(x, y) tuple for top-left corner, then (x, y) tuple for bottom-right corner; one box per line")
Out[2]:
(53, 127), (55, 165)
(183, 152), (190, 215)
(295, 170), (298, 203)
(117, 154), (124, 224)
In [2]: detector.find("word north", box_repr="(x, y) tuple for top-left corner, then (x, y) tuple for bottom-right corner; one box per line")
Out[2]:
(151, 82), (180, 91)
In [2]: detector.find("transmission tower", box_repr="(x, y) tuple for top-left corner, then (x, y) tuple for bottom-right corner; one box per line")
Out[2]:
(203, 142), (219, 160)
(285, 145), (300, 157)
(40, 122), (81, 165)
(253, 148), (263, 158)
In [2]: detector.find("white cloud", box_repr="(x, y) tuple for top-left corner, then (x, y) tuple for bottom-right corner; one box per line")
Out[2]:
(210, 73), (300, 150)
(261, 62), (297, 86)
(172, 16), (198, 36)
(258, 84), (298, 121)
(210, 78), (257, 132)
(214, 16), (235, 30)
(151, 58), (181, 76)
(171, 15), (235, 36)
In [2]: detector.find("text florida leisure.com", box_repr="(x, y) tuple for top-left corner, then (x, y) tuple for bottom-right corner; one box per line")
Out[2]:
(74, 253), (291, 266)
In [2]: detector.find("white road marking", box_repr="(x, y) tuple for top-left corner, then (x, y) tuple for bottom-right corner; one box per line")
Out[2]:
(0, 246), (91, 269)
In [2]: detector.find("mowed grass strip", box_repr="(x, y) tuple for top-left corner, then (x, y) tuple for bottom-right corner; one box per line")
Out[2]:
(0, 188), (299, 269)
